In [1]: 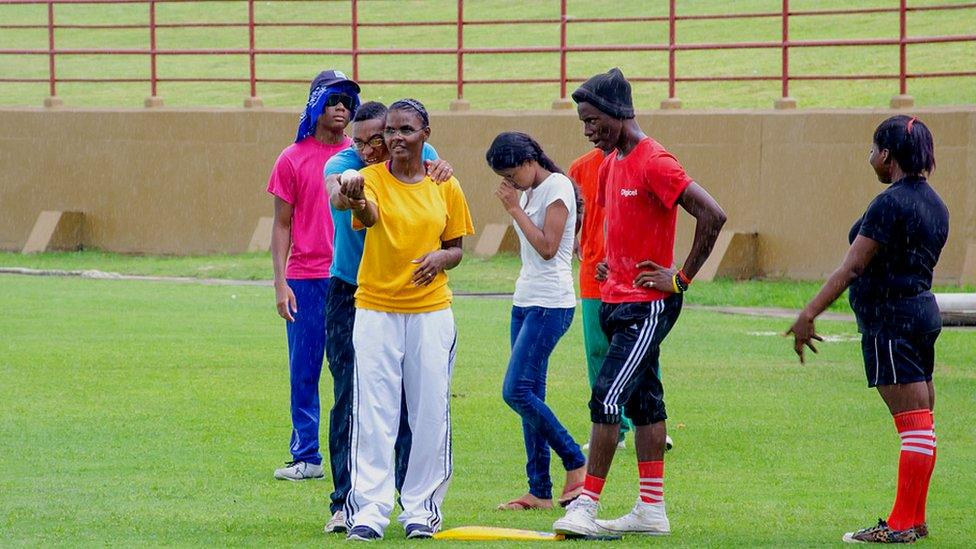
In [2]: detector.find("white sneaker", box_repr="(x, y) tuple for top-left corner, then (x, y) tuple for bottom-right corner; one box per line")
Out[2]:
(273, 461), (323, 481)
(597, 498), (671, 536)
(553, 496), (608, 537)
(323, 510), (346, 534)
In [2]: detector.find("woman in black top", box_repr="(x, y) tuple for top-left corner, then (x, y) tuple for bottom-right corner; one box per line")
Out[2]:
(788, 115), (948, 544)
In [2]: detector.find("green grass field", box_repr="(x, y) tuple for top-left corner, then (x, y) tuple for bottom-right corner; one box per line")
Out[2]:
(2, 249), (974, 312)
(1, 0), (974, 110)
(1, 270), (975, 546)
(2, 2), (973, 545)
(0, 249), (876, 314)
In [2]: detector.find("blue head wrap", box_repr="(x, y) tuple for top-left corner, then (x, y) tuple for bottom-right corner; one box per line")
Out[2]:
(295, 82), (361, 143)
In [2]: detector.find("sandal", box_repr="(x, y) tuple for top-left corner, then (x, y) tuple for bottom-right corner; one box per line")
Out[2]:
(557, 482), (584, 507)
(497, 496), (553, 511)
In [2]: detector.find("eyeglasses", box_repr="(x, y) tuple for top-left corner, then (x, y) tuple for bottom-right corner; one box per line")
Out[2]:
(325, 93), (354, 110)
(354, 135), (385, 151)
(383, 126), (428, 138)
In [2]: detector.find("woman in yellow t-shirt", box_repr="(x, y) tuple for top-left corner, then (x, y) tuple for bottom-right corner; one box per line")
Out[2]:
(337, 98), (474, 541)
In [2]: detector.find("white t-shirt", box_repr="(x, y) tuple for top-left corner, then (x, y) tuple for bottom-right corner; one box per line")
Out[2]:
(512, 172), (578, 308)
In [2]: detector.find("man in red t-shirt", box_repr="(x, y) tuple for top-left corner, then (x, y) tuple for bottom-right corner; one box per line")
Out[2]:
(571, 147), (677, 455)
(554, 68), (727, 538)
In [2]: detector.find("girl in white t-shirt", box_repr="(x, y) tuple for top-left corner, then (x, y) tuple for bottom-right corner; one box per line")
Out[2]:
(486, 132), (586, 511)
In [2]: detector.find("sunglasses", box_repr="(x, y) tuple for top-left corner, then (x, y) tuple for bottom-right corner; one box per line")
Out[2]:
(383, 125), (428, 138)
(325, 93), (354, 110)
(354, 134), (385, 151)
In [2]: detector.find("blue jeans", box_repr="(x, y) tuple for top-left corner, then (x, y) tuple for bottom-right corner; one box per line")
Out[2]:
(324, 277), (412, 514)
(285, 278), (330, 466)
(502, 305), (585, 500)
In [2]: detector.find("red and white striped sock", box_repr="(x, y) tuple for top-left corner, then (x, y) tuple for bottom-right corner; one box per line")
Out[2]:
(913, 411), (937, 527)
(581, 474), (606, 502)
(638, 460), (664, 505)
(887, 409), (935, 531)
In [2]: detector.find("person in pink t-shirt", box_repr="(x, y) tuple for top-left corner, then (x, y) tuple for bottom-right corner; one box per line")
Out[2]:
(266, 70), (360, 481)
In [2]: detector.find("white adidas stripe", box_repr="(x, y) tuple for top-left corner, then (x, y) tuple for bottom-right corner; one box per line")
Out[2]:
(603, 301), (662, 416)
(889, 339), (897, 384)
(901, 437), (937, 446)
(603, 310), (655, 415)
(902, 446), (935, 456)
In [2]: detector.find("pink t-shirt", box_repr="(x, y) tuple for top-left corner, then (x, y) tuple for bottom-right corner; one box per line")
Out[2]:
(266, 135), (351, 279)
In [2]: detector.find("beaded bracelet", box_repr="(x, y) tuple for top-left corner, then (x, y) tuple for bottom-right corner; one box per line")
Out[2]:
(673, 270), (690, 293)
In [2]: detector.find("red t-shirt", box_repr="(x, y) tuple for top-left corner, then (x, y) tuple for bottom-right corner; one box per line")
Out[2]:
(569, 149), (606, 300)
(597, 138), (692, 303)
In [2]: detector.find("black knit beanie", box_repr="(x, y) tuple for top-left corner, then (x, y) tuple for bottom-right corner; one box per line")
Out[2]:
(571, 67), (634, 119)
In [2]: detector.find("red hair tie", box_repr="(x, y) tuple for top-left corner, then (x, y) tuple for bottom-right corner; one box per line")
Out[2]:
(906, 116), (917, 134)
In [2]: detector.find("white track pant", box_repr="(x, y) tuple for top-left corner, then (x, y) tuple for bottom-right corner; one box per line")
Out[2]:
(346, 307), (456, 535)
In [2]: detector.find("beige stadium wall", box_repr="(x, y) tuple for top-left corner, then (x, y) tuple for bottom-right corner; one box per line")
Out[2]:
(0, 107), (974, 282)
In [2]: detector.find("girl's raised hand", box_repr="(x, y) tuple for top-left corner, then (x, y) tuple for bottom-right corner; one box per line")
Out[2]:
(495, 181), (521, 214)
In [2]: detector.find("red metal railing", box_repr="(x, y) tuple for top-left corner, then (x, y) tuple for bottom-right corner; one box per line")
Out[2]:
(0, 0), (974, 109)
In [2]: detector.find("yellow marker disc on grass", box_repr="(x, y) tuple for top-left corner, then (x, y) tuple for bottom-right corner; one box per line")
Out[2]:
(433, 526), (565, 541)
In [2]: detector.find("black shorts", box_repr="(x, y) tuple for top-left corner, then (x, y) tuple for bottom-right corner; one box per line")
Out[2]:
(590, 295), (682, 426)
(861, 330), (939, 388)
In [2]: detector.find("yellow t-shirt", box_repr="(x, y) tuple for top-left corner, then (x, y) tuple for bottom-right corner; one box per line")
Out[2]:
(354, 162), (475, 313)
